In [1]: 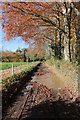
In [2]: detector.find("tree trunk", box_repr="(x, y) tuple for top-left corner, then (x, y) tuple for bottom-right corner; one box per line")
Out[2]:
(68, 24), (72, 62)
(59, 33), (62, 59)
(77, 21), (80, 98)
(24, 50), (26, 62)
(63, 3), (70, 61)
(63, 20), (69, 61)
(56, 6), (62, 59)
(67, 4), (72, 62)
(55, 29), (58, 57)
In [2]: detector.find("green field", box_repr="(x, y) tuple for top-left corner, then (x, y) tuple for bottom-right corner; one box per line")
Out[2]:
(0, 62), (28, 70)
(2, 61), (40, 91)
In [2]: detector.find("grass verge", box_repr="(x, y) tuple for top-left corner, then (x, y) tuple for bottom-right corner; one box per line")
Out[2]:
(2, 61), (40, 91)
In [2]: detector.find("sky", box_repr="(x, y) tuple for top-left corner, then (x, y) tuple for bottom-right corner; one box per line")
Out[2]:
(0, 7), (29, 52)
(0, 23), (29, 52)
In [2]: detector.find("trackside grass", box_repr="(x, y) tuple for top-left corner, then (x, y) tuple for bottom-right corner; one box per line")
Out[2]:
(2, 61), (40, 91)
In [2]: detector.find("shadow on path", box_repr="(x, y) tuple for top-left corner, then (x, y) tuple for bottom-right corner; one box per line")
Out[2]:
(20, 98), (80, 119)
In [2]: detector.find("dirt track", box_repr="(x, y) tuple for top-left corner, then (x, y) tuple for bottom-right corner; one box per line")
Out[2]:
(2, 62), (80, 119)
(32, 63), (65, 89)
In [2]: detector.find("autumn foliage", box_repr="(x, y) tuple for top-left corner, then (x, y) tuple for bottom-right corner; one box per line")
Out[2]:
(2, 50), (24, 62)
(1, 2), (80, 62)
(2, 47), (46, 62)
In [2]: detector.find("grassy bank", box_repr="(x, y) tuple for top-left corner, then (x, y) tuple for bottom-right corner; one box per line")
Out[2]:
(45, 59), (78, 97)
(0, 62), (29, 70)
(2, 61), (40, 91)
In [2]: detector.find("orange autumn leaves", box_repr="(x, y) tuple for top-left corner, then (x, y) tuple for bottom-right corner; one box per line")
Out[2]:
(1, 2), (79, 61)
(1, 2), (63, 41)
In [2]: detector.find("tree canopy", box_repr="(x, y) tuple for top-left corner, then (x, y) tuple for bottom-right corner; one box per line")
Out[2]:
(1, 2), (80, 62)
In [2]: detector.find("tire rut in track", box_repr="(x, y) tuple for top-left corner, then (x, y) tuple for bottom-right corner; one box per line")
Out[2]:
(3, 81), (80, 120)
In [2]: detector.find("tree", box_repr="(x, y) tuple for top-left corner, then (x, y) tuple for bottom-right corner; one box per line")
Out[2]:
(2, 50), (24, 62)
(16, 48), (22, 53)
(22, 48), (27, 62)
(1, 2), (80, 62)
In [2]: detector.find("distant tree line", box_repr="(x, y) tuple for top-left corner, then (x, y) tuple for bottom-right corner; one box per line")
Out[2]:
(2, 48), (45, 62)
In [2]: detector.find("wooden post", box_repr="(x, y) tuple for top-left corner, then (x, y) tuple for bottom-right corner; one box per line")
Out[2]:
(12, 64), (14, 75)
